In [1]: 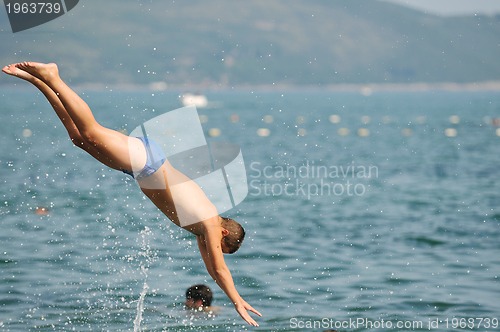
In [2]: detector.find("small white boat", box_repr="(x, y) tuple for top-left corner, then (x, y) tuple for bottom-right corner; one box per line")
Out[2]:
(181, 93), (208, 108)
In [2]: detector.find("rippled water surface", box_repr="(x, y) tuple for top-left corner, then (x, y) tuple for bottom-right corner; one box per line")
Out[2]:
(1, 89), (499, 331)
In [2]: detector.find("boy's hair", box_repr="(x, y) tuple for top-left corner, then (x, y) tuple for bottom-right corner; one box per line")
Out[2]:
(221, 217), (245, 254)
(186, 284), (213, 306)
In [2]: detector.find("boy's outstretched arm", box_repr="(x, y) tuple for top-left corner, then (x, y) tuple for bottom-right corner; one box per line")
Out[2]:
(196, 232), (262, 326)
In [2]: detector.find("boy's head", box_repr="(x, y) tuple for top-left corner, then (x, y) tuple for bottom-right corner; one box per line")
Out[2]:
(185, 284), (213, 308)
(221, 217), (245, 254)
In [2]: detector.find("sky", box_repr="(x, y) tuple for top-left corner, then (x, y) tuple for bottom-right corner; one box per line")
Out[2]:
(382, 0), (500, 16)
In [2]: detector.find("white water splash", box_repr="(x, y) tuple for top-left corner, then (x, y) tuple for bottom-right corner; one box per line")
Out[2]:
(133, 226), (155, 332)
(133, 279), (149, 332)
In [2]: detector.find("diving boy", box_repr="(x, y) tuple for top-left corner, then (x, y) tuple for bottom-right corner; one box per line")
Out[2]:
(2, 62), (261, 326)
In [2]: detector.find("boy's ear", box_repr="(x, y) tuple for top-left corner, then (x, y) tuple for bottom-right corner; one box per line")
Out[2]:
(221, 228), (230, 237)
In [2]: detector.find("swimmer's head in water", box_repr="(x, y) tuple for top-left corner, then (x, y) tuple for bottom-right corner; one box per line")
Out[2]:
(185, 284), (213, 308)
(35, 206), (49, 215)
(221, 217), (245, 254)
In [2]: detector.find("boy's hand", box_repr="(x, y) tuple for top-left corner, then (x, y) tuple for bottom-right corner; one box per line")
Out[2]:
(235, 300), (262, 327)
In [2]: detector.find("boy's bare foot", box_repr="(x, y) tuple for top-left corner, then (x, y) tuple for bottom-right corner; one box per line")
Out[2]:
(15, 61), (59, 83)
(2, 63), (39, 83)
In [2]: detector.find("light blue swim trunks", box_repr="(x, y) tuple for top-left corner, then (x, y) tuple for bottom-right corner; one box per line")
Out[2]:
(122, 136), (166, 180)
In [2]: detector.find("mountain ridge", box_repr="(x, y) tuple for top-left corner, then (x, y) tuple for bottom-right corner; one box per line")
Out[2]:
(1, 0), (499, 87)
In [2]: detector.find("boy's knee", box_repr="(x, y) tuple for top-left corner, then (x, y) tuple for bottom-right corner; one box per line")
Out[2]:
(80, 128), (100, 146)
(71, 134), (90, 150)
(71, 136), (84, 147)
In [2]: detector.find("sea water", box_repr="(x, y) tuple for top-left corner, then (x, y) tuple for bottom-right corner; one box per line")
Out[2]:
(0, 88), (499, 331)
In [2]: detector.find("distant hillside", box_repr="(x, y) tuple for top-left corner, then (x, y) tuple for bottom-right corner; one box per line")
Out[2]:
(1, 0), (499, 86)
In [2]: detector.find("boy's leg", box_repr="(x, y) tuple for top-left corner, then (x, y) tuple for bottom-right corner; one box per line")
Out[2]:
(3, 64), (99, 156)
(11, 62), (146, 172)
